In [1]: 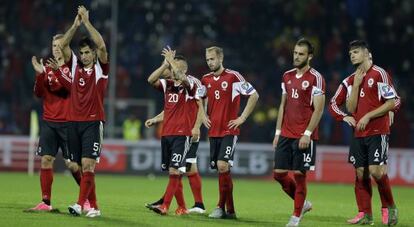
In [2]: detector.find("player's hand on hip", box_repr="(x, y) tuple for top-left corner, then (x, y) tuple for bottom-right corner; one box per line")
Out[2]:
(298, 135), (310, 150)
(356, 115), (370, 131)
(31, 56), (44, 74)
(191, 128), (200, 142)
(228, 116), (246, 130)
(272, 135), (279, 149)
(343, 116), (356, 127)
(388, 111), (394, 126)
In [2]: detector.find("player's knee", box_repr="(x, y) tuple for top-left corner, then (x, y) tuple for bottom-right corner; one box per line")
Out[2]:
(41, 155), (55, 168)
(186, 162), (198, 174)
(272, 171), (288, 181)
(65, 161), (79, 172)
(369, 166), (384, 179)
(217, 162), (229, 173)
(355, 167), (365, 179)
(169, 168), (180, 175)
(81, 159), (96, 172)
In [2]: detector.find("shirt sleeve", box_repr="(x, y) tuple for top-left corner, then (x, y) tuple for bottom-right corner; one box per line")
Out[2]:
(33, 72), (46, 98)
(233, 81), (256, 96)
(55, 64), (72, 91)
(328, 83), (348, 121)
(311, 74), (325, 96)
(377, 72), (397, 100)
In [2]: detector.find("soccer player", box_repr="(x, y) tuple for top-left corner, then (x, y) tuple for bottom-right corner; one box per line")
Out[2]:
(146, 47), (201, 215)
(272, 38), (325, 227)
(328, 52), (401, 225)
(198, 46), (259, 219)
(345, 40), (398, 226)
(144, 56), (206, 214)
(29, 34), (87, 212)
(60, 6), (108, 218)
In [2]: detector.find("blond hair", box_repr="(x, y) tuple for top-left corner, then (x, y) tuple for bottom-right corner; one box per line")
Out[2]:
(206, 46), (224, 58)
(53, 34), (64, 40)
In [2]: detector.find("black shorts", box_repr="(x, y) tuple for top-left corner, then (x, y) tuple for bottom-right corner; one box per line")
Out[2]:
(350, 134), (389, 168)
(274, 136), (316, 171)
(67, 121), (104, 164)
(161, 136), (191, 172)
(185, 142), (199, 164)
(209, 135), (238, 169)
(37, 120), (70, 159)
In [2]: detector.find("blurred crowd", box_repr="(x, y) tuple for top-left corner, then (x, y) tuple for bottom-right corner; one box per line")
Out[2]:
(0, 0), (413, 147)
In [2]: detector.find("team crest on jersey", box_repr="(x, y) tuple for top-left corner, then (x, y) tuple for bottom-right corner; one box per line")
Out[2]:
(301, 80), (310, 90)
(368, 78), (374, 87)
(63, 67), (69, 74)
(221, 81), (228, 90)
(287, 80), (292, 84)
(208, 83), (211, 88)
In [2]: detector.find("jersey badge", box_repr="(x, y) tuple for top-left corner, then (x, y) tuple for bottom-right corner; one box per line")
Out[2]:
(302, 80), (310, 90)
(221, 81), (228, 91)
(368, 78), (374, 87)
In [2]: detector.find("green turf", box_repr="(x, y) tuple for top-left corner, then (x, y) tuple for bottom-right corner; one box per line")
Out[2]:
(0, 172), (412, 226)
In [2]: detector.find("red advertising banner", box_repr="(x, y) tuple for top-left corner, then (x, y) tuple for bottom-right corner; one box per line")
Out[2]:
(95, 144), (127, 172)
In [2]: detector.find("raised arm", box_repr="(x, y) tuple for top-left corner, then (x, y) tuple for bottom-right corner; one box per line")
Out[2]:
(78, 6), (108, 63)
(61, 14), (81, 61)
(147, 62), (169, 88)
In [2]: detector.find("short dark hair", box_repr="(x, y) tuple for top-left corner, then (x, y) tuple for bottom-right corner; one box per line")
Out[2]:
(349, 40), (369, 51)
(296, 38), (314, 55)
(78, 36), (96, 50)
(174, 54), (187, 62)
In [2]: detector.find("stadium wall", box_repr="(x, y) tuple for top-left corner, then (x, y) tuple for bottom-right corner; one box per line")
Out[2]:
(0, 136), (413, 186)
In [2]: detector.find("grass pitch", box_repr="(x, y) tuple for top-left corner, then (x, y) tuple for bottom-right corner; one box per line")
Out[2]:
(0, 172), (412, 226)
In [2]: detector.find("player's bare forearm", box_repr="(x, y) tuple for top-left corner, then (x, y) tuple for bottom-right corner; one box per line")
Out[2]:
(364, 99), (396, 120)
(275, 94), (286, 131)
(153, 111), (164, 123)
(346, 87), (359, 113)
(61, 22), (79, 60)
(147, 64), (169, 87)
(306, 95), (325, 133)
(240, 91), (259, 120)
(83, 20), (108, 63)
(194, 100), (204, 129)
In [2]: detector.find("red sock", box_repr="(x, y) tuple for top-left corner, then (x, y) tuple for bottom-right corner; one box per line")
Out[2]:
(218, 172), (230, 209)
(375, 174), (395, 208)
(354, 176), (364, 212)
(87, 179), (98, 209)
(273, 172), (296, 200)
(77, 172), (94, 207)
(356, 177), (372, 215)
(188, 172), (203, 204)
(293, 173), (307, 217)
(71, 170), (82, 186)
(174, 176), (186, 208)
(225, 173), (235, 214)
(162, 175), (180, 209)
(378, 186), (388, 208)
(40, 168), (53, 205)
